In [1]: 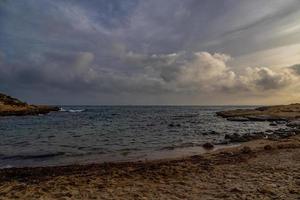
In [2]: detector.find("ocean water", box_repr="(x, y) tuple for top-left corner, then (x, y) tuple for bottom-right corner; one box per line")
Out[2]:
(0, 106), (278, 168)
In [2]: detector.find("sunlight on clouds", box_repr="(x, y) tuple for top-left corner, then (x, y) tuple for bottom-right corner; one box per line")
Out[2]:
(230, 44), (300, 69)
(1, 0), (300, 104)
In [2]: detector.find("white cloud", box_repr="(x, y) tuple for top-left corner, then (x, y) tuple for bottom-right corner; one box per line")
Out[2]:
(131, 51), (300, 94)
(239, 67), (297, 91)
(74, 51), (299, 96)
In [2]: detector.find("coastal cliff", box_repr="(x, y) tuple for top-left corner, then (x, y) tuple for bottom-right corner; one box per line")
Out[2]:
(0, 93), (59, 116)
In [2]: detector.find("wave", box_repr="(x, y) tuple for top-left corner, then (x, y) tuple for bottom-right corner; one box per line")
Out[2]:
(1, 152), (65, 160)
(59, 107), (67, 112)
(160, 142), (200, 150)
(69, 109), (85, 113)
(171, 114), (199, 120)
(59, 108), (85, 113)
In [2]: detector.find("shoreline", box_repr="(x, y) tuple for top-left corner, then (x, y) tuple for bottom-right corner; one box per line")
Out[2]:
(0, 142), (241, 169)
(1, 135), (299, 199)
(1, 103), (300, 199)
(0, 135), (296, 174)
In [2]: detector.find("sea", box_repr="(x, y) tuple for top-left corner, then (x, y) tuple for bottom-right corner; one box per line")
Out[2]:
(0, 106), (280, 168)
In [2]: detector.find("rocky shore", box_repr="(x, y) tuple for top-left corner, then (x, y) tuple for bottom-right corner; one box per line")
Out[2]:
(217, 103), (300, 122)
(0, 104), (299, 199)
(0, 93), (59, 116)
(215, 104), (300, 144)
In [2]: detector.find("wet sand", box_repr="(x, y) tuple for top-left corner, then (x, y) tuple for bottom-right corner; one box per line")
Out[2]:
(0, 136), (299, 200)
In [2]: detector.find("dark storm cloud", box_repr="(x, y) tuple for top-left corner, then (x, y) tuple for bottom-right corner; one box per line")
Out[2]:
(0, 0), (300, 104)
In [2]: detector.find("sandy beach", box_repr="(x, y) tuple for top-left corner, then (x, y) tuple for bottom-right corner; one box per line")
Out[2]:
(1, 0), (300, 199)
(0, 135), (299, 200)
(1, 95), (300, 199)
(1, 98), (300, 199)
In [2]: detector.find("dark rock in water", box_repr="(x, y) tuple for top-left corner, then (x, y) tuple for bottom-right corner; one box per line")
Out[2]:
(276, 121), (287, 125)
(264, 145), (272, 150)
(224, 133), (249, 142)
(202, 142), (214, 149)
(247, 115), (286, 122)
(168, 123), (181, 127)
(269, 122), (278, 126)
(225, 134), (235, 142)
(225, 132), (266, 143)
(227, 117), (250, 122)
(270, 128), (298, 139)
(225, 133), (240, 140)
(209, 131), (219, 135)
(168, 123), (175, 127)
(241, 146), (252, 154)
(287, 120), (300, 128)
(224, 134), (231, 140)
(221, 115), (300, 144)
(216, 140), (229, 145)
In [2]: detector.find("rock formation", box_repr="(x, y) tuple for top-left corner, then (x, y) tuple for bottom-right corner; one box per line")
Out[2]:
(0, 93), (59, 116)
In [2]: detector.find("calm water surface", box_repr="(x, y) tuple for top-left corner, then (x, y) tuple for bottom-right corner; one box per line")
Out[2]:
(0, 106), (278, 168)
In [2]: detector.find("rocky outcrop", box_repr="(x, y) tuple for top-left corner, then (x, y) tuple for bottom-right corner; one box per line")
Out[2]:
(221, 127), (299, 144)
(226, 117), (250, 122)
(217, 104), (300, 122)
(223, 132), (265, 143)
(0, 93), (59, 116)
(287, 120), (300, 128)
(202, 142), (214, 149)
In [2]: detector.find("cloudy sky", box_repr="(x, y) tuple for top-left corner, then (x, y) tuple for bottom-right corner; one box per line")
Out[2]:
(0, 0), (300, 105)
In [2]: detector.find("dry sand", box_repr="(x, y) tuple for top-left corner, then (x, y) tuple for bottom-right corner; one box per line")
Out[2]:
(0, 136), (299, 200)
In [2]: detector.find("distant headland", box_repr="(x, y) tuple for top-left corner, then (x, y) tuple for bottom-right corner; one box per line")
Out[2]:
(0, 93), (59, 116)
(217, 103), (300, 121)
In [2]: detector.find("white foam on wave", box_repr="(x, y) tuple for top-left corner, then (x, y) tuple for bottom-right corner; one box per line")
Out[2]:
(59, 108), (67, 112)
(69, 109), (85, 113)
(1, 165), (13, 169)
(59, 108), (85, 113)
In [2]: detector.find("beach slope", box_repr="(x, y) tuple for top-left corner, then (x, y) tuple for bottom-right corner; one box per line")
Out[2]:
(0, 136), (299, 200)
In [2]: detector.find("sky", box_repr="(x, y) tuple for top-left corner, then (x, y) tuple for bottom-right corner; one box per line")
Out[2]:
(0, 0), (300, 105)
